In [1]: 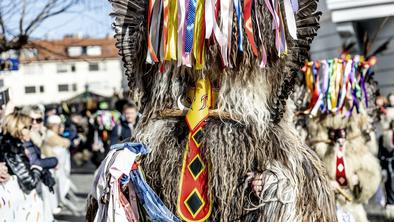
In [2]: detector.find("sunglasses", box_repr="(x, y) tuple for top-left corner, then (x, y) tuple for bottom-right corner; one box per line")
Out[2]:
(32, 118), (43, 124)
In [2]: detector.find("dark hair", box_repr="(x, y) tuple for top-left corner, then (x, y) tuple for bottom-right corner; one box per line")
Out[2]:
(122, 102), (137, 112)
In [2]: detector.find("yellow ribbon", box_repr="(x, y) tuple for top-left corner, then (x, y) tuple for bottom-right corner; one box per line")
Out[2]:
(305, 62), (313, 94)
(329, 59), (336, 111)
(165, 0), (178, 60)
(193, 0), (205, 70)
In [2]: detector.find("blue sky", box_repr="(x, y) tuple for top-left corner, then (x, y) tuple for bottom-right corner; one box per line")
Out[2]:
(30, 2), (114, 39)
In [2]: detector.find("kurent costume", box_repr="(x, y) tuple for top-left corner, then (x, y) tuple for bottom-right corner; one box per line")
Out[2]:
(293, 55), (381, 222)
(87, 0), (338, 221)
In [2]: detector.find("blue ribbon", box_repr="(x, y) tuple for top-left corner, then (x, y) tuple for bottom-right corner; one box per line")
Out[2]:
(291, 0), (299, 12)
(110, 142), (150, 155)
(234, 0), (244, 52)
(130, 169), (181, 222)
(184, 0), (197, 53)
(111, 143), (180, 222)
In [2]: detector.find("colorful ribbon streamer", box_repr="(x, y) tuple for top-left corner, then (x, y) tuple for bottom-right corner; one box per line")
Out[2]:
(145, 0), (301, 68)
(193, 0), (205, 69)
(302, 56), (377, 117)
(165, 0), (178, 60)
(243, 0), (258, 56)
(147, 0), (160, 63)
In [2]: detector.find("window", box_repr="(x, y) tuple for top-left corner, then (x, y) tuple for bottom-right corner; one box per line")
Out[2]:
(22, 48), (38, 59)
(71, 64), (76, 72)
(25, 86), (36, 94)
(57, 63), (68, 73)
(39, 86), (45, 93)
(86, 46), (102, 56)
(89, 62), (99, 71)
(67, 46), (83, 57)
(72, 83), (77, 91)
(58, 84), (69, 92)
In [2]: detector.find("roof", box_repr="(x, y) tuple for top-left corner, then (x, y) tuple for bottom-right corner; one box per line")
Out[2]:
(64, 90), (111, 104)
(20, 36), (119, 63)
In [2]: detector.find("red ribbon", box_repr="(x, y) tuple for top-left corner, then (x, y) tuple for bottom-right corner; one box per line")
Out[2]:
(162, 0), (169, 61)
(147, 0), (159, 63)
(243, 0), (258, 56)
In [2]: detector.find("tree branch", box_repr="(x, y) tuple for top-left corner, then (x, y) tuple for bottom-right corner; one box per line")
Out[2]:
(25, 0), (77, 35)
(0, 0), (80, 54)
(19, 0), (27, 35)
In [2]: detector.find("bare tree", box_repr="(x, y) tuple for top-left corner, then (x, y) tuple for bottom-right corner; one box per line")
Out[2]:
(0, 0), (81, 54)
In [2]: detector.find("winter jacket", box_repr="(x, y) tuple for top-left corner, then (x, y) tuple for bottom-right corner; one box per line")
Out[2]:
(24, 140), (58, 169)
(110, 120), (134, 145)
(0, 134), (42, 194)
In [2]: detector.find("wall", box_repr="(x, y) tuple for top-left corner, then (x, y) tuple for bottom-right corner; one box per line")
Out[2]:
(1, 58), (123, 105)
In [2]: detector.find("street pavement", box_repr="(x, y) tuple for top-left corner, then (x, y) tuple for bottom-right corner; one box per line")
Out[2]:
(54, 159), (96, 222)
(55, 173), (94, 222)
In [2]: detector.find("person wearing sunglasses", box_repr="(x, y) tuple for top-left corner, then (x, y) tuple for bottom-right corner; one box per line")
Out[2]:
(23, 105), (47, 148)
(0, 112), (56, 222)
(21, 105), (58, 220)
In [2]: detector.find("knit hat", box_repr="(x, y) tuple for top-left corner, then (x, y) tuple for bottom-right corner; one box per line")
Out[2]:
(47, 115), (61, 125)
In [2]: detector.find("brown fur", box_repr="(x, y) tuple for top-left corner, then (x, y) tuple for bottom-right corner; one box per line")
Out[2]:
(307, 113), (381, 221)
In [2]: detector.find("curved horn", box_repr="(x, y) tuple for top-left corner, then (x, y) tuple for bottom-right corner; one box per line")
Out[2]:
(177, 96), (190, 111)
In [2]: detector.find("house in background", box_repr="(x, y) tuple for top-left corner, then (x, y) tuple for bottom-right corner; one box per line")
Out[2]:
(0, 36), (124, 106)
(311, 0), (394, 95)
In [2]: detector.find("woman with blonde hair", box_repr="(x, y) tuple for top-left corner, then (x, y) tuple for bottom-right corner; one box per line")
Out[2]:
(0, 112), (55, 222)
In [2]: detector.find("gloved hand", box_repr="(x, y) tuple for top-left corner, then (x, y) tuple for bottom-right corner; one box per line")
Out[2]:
(41, 169), (56, 193)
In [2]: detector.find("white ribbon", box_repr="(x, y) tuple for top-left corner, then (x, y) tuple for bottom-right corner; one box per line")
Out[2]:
(283, 0), (297, 40)
(311, 94), (323, 116)
(227, 0), (234, 68)
(338, 60), (353, 109)
(205, 0), (214, 39)
(220, 0), (231, 66)
(177, 0), (186, 66)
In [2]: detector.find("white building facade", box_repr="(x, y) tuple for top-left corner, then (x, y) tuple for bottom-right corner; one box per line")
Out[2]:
(0, 37), (124, 106)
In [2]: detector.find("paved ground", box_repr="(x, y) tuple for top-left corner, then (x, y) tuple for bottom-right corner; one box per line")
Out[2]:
(55, 173), (94, 222)
(52, 159), (96, 222)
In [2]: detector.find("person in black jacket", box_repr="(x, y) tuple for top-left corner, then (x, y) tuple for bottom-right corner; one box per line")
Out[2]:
(110, 102), (139, 145)
(0, 112), (55, 193)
